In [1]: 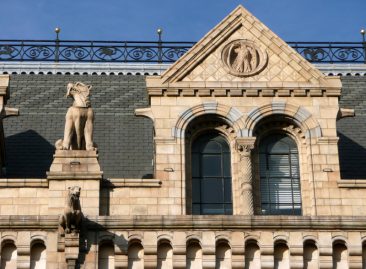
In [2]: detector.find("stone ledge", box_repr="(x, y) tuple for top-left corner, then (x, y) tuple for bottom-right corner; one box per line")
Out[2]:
(0, 178), (48, 187)
(88, 215), (366, 230)
(0, 215), (366, 231)
(102, 178), (162, 188)
(337, 179), (366, 188)
(0, 215), (58, 229)
(47, 172), (103, 180)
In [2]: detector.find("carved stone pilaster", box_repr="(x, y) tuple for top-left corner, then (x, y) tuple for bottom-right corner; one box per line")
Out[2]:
(65, 233), (80, 269)
(236, 137), (256, 215)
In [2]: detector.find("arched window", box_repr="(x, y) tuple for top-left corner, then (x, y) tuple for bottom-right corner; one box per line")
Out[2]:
(333, 243), (348, 269)
(1, 242), (17, 269)
(187, 242), (202, 269)
(128, 243), (144, 269)
(157, 242), (173, 269)
(30, 242), (46, 269)
(274, 243), (290, 269)
(304, 241), (319, 269)
(98, 242), (115, 269)
(191, 133), (232, 215)
(259, 134), (301, 215)
(216, 242), (231, 269)
(245, 242), (261, 269)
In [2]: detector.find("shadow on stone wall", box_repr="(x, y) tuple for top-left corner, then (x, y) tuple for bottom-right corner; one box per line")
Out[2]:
(338, 132), (366, 179)
(77, 218), (128, 268)
(5, 130), (54, 178)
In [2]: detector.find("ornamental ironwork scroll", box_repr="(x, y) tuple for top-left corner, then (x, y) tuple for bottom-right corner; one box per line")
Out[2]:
(0, 40), (364, 63)
(0, 40), (193, 63)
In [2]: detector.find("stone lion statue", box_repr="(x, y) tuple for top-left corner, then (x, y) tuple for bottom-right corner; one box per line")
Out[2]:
(59, 186), (83, 234)
(55, 82), (96, 151)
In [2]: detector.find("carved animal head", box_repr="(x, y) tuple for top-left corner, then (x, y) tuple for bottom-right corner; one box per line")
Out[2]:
(66, 82), (91, 97)
(66, 82), (92, 107)
(68, 186), (81, 201)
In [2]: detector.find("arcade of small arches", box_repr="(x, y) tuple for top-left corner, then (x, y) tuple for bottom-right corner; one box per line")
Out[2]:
(0, 239), (46, 269)
(0, 236), (361, 269)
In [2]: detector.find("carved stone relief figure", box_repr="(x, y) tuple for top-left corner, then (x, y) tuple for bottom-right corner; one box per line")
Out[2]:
(222, 39), (267, 77)
(55, 82), (96, 151)
(59, 186), (83, 234)
(232, 44), (256, 73)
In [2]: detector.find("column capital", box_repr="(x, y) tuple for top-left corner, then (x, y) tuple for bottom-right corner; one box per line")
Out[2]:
(235, 137), (256, 155)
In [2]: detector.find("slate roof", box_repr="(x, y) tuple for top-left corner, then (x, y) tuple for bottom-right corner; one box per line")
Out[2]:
(4, 74), (153, 179)
(337, 77), (366, 179)
(3, 74), (366, 179)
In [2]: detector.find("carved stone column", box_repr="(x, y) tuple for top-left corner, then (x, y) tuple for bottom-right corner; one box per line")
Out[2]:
(236, 137), (256, 215)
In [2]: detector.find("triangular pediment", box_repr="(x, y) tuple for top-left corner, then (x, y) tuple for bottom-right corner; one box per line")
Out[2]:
(150, 5), (339, 90)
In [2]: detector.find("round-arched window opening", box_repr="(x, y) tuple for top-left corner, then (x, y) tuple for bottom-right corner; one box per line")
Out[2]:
(191, 132), (232, 215)
(259, 134), (302, 215)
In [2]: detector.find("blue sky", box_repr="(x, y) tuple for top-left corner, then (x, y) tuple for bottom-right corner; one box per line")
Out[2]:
(0, 0), (365, 42)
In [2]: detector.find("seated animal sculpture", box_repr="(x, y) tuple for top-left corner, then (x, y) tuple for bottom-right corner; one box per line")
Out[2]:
(56, 82), (96, 151)
(59, 186), (83, 234)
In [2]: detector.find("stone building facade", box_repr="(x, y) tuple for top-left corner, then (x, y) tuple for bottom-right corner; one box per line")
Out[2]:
(0, 5), (366, 269)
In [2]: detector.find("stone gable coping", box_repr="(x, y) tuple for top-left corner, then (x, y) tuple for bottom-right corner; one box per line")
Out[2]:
(146, 5), (342, 95)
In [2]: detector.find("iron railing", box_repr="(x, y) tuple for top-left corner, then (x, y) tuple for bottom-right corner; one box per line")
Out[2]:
(0, 40), (365, 63)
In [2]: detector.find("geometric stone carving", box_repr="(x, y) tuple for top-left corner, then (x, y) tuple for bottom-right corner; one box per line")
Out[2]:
(59, 186), (83, 234)
(222, 39), (268, 77)
(56, 82), (96, 151)
(236, 137), (256, 215)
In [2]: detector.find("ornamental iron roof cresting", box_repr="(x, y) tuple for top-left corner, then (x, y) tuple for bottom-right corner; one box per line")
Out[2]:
(0, 40), (365, 63)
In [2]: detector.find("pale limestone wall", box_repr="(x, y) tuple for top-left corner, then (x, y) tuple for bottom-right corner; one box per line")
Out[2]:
(0, 187), (48, 215)
(134, 93), (352, 216)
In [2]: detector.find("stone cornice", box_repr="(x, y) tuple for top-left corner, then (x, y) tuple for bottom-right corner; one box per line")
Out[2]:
(147, 87), (341, 97)
(146, 76), (341, 97)
(0, 215), (366, 231)
(0, 178), (48, 187)
(337, 179), (366, 188)
(102, 178), (162, 188)
(85, 216), (366, 231)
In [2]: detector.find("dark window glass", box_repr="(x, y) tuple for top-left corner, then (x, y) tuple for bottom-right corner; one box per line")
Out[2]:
(202, 155), (221, 177)
(191, 133), (232, 215)
(259, 134), (302, 215)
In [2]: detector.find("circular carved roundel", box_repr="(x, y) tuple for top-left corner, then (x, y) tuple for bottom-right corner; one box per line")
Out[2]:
(221, 39), (268, 77)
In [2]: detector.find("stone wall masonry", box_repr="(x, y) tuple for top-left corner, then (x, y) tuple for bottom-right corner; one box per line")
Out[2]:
(141, 93), (343, 216)
(1, 216), (366, 268)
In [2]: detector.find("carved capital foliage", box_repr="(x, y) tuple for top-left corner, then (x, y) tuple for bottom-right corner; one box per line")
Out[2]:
(235, 137), (256, 156)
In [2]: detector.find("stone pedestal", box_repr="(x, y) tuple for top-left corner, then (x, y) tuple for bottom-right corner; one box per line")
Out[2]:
(47, 150), (102, 216)
(65, 233), (80, 269)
